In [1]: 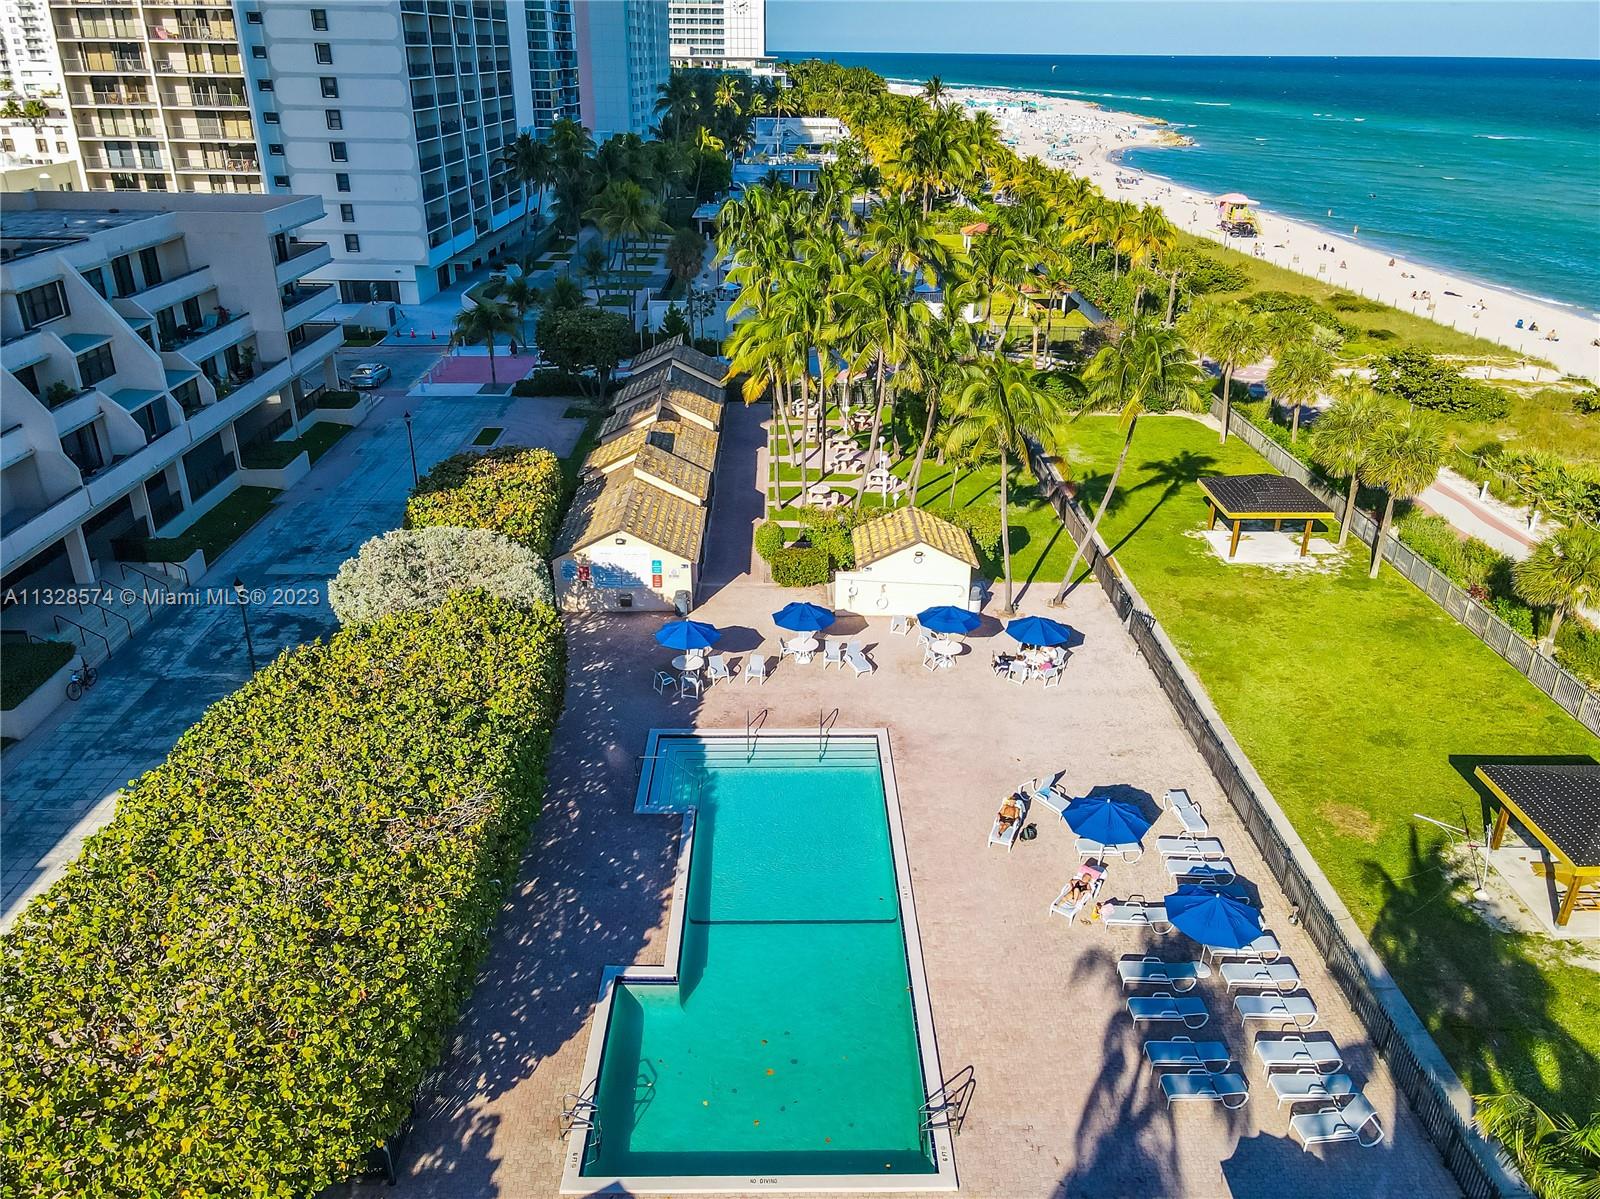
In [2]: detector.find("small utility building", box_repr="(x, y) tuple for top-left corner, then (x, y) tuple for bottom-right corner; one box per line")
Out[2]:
(833, 508), (979, 616)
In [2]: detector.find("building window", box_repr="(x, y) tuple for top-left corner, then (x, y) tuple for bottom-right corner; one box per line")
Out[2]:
(257, 78), (274, 92)
(76, 343), (116, 388)
(251, 45), (266, 58)
(310, 8), (328, 30)
(262, 110), (279, 124)
(320, 76), (339, 98)
(325, 108), (342, 130)
(274, 175), (291, 188)
(82, 267), (107, 298)
(269, 143), (284, 156)
(110, 255), (135, 296)
(17, 280), (68, 328)
(335, 172), (350, 192)
(138, 247), (162, 287)
(314, 42), (333, 64)
(344, 234), (361, 253)
(329, 141), (347, 162)
(339, 203), (355, 222)
(246, 10), (262, 23)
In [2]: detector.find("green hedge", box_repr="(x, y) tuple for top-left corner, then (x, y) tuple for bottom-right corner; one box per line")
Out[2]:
(949, 505), (1002, 558)
(768, 545), (830, 587)
(316, 389), (362, 410)
(406, 446), (564, 557)
(754, 520), (785, 561)
(1, 639), (74, 710)
(0, 591), (565, 1197)
(511, 371), (589, 397)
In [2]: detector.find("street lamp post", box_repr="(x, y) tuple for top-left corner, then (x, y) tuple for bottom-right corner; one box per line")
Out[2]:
(232, 577), (257, 673)
(403, 410), (419, 487)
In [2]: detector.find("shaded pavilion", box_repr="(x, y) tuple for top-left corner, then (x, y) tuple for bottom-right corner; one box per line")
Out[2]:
(1477, 763), (1600, 927)
(1198, 474), (1333, 558)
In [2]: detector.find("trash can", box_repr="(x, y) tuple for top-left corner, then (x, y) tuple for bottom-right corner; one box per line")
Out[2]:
(672, 590), (691, 617)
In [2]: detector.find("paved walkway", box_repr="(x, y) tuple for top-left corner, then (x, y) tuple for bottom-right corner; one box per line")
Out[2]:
(0, 391), (584, 926)
(360, 402), (1457, 1199)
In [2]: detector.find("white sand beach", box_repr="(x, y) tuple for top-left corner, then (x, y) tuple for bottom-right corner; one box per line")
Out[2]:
(889, 80), (1600, 382)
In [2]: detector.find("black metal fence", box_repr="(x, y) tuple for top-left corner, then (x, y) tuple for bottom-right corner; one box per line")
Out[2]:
(1028, 442), (1527, 1199)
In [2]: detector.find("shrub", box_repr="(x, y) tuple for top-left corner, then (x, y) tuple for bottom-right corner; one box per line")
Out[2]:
(317, 389), (361, 410)
(753, 520), (786, 561)
(0, 591), (566, 1197)
(1182, 253), (1249, 295)
(1371, 348), (1508, 420)
(1243, 290), (1351, 338)
(1398, 512), (1517, 601)
(1, 639), (74, 710)
(1327, 292), (1386, 313)
(329, 526), (553, 626)
(511, 370), (589, 397)
(1571, 387), (1600, 415)
(795, 506), (861, 569)
(406, 446), (564, 556)
(767, 545), (830, 587)
(1492, 594), (1536, 639)
(1554, 618), (1600, 687)
(950, 504), (1002, 557)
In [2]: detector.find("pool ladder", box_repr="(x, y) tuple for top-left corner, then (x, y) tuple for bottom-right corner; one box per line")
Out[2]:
(919, 1065), (976, 1136)
(560, 1085), (603, 1165)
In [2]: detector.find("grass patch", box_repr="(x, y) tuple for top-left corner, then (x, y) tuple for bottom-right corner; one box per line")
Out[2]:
(240, 438), (304, 470)
(1061, 413), (1600, 1118)
(121, 486), (279, 567)
(300, 422), (349, 463)
(472, 426), (503, 447)
(1, 640), (74, 710)
(339, 326), (385, 347)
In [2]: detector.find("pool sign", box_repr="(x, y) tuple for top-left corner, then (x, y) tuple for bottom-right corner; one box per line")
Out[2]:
(651, 558), (663, 589)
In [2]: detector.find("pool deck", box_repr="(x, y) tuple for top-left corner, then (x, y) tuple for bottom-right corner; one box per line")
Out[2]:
(358, 401), (1459, 1199)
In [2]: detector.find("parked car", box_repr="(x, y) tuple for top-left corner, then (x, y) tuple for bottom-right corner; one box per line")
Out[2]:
(347, 363), (391, 389)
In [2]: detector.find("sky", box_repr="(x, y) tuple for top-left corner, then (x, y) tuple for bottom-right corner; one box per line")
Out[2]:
(767, 1), (1600, 59)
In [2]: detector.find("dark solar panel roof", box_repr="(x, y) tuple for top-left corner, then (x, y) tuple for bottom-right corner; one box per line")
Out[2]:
(1199, 474), (1333, 518)
(1479, 764), (1600, 868)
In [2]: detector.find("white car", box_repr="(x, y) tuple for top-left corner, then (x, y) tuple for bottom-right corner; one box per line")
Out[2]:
(347, 362), (391, 389)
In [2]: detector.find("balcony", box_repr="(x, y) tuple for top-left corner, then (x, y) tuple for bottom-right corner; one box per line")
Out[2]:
(69, 86), (152, 106)
(173, 152), (259, 174)
(80, 117), (161, 138)
(84, 424), (188, 509)
(1, 487), (92, 577)
(167, 119), (253, 141)
(85, 149), (167, 172)
(160, 85), (248, 108)
(287, 322), (342, 370)
(165, 312), (250, 364)
(280, 283), (336, 328)
(130, 265), (212, 313)
(273, 240), (330, 286)
(186, 357), (292, 443)
(2, 423), (33, 471)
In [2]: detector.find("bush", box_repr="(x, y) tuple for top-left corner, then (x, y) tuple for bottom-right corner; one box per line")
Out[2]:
(511, 371), (589, 397)
(1371, 348), (1508, 420)
(767, 545), (830, 587)
(1554, 618), (1600, 687)
(950, 504), (1002, 557)
(406, 446), (564, 556)
(1398, 512), (1517, 600)
(317, 389), (361, 410)
(1243, 290), (1351, 338)
(1183, 253), (1249, 295)
(795, 507), (861, 569)
(1492, 593), (1536, 639)
(0, 591), (566, 1197)
(1571, 387), (1600, 415)
(1, 639), (74, 710)
(754, 520), (786, 561)
(1327, 292), (1386, 313)
(330, 526), (553, 626)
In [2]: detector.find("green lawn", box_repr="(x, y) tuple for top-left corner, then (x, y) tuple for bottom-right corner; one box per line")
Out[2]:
(300, 422), (349, 463)
(132, 486), (279, 567)
(1, 640), (74, 710)
(1062, 413), (1600, 1118)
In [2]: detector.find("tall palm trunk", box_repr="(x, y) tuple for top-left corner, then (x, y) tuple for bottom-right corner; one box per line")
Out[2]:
(909, 385), (940, 504)
(1164, 268), (1181, 325)
(1542, 605), (1567, 652)
(1290, 400), (1303, 443)
(998, 445), (1015, 613)
(1054, 417), (1138, 604)
(948, 459), (961, 511)
(1217, 361), (1236, 444)
(796, 365), (812, 499)
(1338, 473), (1358, 548)
(487, 335), (497, 386)
(855, 350), (889, 509)
(773, 371), (797, 510)
(1369, 493), (1396, 578)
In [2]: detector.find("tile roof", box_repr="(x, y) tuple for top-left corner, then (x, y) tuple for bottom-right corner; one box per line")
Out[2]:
(628, 333), (685, 373)
(1198, 474), (1333, 519)
(649, 419), (718, 472)
(626, 337), (727, 383)
(556, 473), (706, 563)
(598, 396), (663, 440)
(851, 507), (979, 569)
(584, 424), (650, 472)
(661, 384), (722, 428)
(615, 362), (725, 407)
(633, 442), (712, 502)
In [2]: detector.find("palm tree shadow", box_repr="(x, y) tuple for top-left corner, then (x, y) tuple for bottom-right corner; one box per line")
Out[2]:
(1104, 449), (1219, 559)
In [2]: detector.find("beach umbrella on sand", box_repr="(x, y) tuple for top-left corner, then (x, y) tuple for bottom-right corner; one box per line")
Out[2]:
(772, 601), (835, 632)
(1166, 885), (1264, 949)
(916, 605), (981, 636)
(1004, 615), (1075, 647)
(655, 620), (722, 651)
(1061, 796), (1153, 845)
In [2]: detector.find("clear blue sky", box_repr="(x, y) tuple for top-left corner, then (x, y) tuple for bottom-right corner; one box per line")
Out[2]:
(768, 1), (1600, 59)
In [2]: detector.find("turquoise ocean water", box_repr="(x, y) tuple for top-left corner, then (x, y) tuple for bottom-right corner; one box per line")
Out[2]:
(786, 53), (1600, 315)
(588, 736), (935, 1179)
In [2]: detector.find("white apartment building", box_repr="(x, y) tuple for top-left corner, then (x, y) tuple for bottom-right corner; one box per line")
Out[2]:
(0, 0), (77, 174)
(668, 0), (764, 69)
(515, 0), (579, 137)
(0, 191), (342, 593)
(573, 0), (668, 140)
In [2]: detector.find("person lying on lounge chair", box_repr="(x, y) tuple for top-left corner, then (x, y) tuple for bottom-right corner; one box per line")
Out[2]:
(996, 795), (1023, 836)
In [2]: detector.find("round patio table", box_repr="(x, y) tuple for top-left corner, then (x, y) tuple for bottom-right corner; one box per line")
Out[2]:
(929, 637), (966, 658)
(671, 653), (706, 672)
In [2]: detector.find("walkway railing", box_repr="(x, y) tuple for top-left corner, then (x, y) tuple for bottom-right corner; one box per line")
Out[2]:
(1027, 438), (1529, 1199)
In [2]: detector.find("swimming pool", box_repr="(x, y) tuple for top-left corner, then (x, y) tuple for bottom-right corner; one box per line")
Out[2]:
(562, 730), (957, 1193)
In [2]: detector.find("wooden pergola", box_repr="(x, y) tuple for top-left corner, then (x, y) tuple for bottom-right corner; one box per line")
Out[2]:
(1478, 763), (1600, 927)
(1198, 474), (1334, 559)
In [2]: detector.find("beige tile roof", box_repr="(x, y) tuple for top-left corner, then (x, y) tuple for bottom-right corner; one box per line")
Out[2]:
(583, 424), (651, 472)
(851, 507), (979, 569)
(628, 333), (685, 373)
(556, 473), (706, 562)
(628, 336), (727, 382)
(633, 442), (712, 502)
(615, 362), (721, 406)
(661, 384), (723, 429)
(598, 396), (663, 440)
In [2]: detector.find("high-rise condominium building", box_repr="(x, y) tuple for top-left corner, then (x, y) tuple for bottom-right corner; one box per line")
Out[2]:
(668, 0), (764, 69)
(0, 0), (77, 170)
(0, 190), (343, 594)
(45, 0), (587, 303)
(573, 0), (669, 139)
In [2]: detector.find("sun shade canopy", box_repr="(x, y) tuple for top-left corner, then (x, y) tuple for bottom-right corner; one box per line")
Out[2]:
(1479, 762), (1600, 926)
(1198, 475), (1334, 521)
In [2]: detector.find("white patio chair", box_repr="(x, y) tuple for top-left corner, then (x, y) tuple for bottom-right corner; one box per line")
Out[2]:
(922, 648), (943, 673)
(680, 672), (703, 699)
(889, 615), (911, 636)
(917, 627), (935, 648)
(653, 670), (677, 696)
(1127, 992), (1209, 1029)
(1162, 788), (1208, 836)
(705, 654), (732, 685)
(1006, 660), (1030, 686)
(822, 639), (844, 669)
(744, 654), (768, 684)
(846, 649), (873, 677)
(1037, 662), (1061, 689)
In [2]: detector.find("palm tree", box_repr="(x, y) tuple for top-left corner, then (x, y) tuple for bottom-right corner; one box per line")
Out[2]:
(584, 179), (662, 273)
(578, 244), (608, 303)
(543, 274), (584, 311)
(1474, 1090), (1600, 1199)
(666, 227), (707, 295)
(1179, 300), (1267, 445)
(1053, 323), (1211, 603)
(497, 131), (555, 237)
(498, 273), (541, 349)
(1307, 387), (1389, 548)
(452, 300), (516, 387)
(654, 72), (700, 141)
(948, 357), (1066, 613)
(1121, 205), (1178, 315)
(692, 125), (725, 199)
(922, 75), (948, 107)
(1266, 341), (1334, 442)
(1514, 524), (1600, 651)
(1362, 414), (1444, 579)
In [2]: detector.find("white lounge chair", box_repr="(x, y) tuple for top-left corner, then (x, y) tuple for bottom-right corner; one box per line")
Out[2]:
(1163, 788), (1208, 836)
(1156, 836), (1227, 859)
(822, 639), (844, 669)
(1221, 960), (1300, 991)
(1117, 956), (1212, 992)
(1127, 993), (1209, 1029)
(917, 627), (935, 647)
(1160, 1069), (1249, 1109)
(1006, 659), (1030, 686)
(1253, 1034), (1343, 1075)
(705, 653), (732, 685)
(890, 615), (910, 636)
(1049, 869), (1103, 923)
(1164, 856), (1237, 885)
(1236, 993), (1318, 1028)
(1268, 1070), (1358, 1108)
(1143, 1037), (1231, 1070)
(744, 654), (768, 684)
(1037, 662), (1062, 689)
(1077, 837), (1143, 863)
(1101, 901), (1171, 932)
(845, 649), (873, 677)
(1205, 933), (1282, 963)
(1026, 777), (1071, 815)
(653, 670), (677, 696)
(1290, 1095), (1384, 1150)
(989, 796), (1026, 850)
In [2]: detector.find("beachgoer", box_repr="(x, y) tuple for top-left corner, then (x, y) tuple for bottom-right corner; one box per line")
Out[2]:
(1340, 261), (1348, 270)
(996, 795), (1023, 835)
(1388, 258), (1396, 267)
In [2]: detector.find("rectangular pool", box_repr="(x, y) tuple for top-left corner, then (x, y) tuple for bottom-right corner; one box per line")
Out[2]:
(562, 730), (956, 1193)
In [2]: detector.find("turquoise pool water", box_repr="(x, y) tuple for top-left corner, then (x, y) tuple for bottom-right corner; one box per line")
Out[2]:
(584, 736), (937, 1180)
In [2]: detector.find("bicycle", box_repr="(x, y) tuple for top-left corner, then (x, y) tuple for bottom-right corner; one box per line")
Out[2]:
(65, 659), (99, 702)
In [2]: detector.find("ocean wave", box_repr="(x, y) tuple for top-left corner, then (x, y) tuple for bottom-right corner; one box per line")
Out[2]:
(1473, 134), (1533, 141)
(1193, 101), (1231, 107)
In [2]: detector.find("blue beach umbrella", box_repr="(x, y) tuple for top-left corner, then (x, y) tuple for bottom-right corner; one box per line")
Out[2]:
(1061, 796), (1154, 845)
(1166, 885), (1264, 949)
(1004, 615), (1075, 647)
(916, 605), (981, 636)
(772, 601), (836, 632)
(654, 620), (722, 651)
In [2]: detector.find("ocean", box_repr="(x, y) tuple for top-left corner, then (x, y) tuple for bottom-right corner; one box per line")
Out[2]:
(783, 53), (1600, 315)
